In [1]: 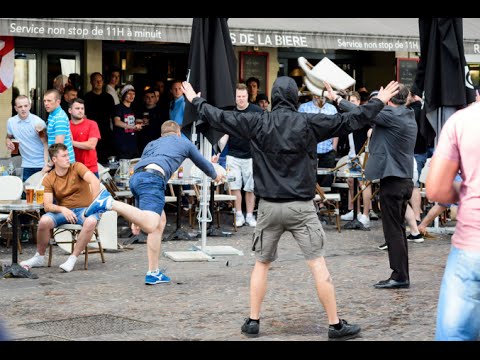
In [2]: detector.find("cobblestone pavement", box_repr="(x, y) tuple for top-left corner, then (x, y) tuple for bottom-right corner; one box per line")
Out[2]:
(0, 214), (452, 341)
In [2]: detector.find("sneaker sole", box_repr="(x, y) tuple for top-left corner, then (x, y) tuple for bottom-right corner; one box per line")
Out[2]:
(241, 331), (259, 338)
(328, 332), (361, 341)
(145, 281), (170, 285)
(407, 239), (424, 243)
(377, 246), (388, 250)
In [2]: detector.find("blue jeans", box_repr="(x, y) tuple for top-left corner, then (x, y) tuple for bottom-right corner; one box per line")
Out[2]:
(129, 171), (166, 215)
(22, 167), (44, 183)
(435, 245), (480, 340)
(414, 153), (427, 181)
(44, 207), (100, 227)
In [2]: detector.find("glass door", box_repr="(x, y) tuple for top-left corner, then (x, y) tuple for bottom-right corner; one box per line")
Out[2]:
(13, 51), (39, 116)
(41, 51), (80, 119)
(13, 49), (80, 119)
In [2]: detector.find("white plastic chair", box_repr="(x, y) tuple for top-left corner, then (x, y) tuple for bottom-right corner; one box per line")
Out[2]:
(0, 176), (25, 252)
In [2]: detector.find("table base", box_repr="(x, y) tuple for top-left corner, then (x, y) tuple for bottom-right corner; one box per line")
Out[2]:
(343, 219), (370, 231)
(1, 263), (38, 279)
(121, 231), (148, 245)
(196, 226), (233, 238)
(166, 228), (195, 241)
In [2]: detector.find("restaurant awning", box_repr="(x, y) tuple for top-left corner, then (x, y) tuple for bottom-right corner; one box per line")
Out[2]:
(2, 18), (480, 54)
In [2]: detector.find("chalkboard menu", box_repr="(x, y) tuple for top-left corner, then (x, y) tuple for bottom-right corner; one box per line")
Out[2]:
(397, 58), (419, 89)
(239, 51), (269, 96)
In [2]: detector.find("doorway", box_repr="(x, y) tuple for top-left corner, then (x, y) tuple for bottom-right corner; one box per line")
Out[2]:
(13, 47), (81, 119)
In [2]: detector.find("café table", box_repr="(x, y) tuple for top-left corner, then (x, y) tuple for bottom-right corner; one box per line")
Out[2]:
(166, 177), (202, 241)
(198, 175), (236, 238)
(335, 170), (370, 231)
(0, 200), (43, 279)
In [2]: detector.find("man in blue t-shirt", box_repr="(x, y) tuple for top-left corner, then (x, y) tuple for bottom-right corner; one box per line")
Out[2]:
(83, 121), (224, 286)
(44, 89), (75, 164)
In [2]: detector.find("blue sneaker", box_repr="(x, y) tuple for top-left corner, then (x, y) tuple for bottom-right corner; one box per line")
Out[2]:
(145, 270), (171, 285)
(84, 189), (113, 217)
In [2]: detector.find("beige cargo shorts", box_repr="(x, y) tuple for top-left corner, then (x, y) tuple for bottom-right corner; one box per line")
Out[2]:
(252, 199), (326, 262)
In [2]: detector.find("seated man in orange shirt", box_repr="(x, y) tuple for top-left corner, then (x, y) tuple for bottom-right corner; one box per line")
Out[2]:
(20, 143), (103, 272)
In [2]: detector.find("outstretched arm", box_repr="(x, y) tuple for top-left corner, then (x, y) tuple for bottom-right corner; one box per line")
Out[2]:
(182, 81), (261, 140)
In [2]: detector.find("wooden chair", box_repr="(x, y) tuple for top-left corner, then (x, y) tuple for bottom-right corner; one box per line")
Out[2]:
(48, 221), (106, 270)
(314, 183), (341, 232)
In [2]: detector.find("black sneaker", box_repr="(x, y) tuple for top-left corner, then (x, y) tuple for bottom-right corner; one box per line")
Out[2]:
(328, 319), (361, 340)
(377, 243), (388, 250)
(241, 318), (259, 338)
(407, 233), (424, 243)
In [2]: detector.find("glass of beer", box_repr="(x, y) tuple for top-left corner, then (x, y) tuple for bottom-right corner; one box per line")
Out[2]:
(35, 123), (46, 138)
(142, 112), (150, 126)
(25, 185), (35, 204)
(11, 139), (20, 155)
(36, 186), (44, 204)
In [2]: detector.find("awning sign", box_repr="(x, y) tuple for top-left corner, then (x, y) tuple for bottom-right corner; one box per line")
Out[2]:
(1, 18), (479, 54)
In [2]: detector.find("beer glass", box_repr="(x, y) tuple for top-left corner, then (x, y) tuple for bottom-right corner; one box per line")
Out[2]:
(36, 186), (45, 204)
(25, 185), (35, 204)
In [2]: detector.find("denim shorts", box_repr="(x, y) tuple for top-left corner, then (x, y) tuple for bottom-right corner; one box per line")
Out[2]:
(45, 207), (100, 227)
(129, 171), (166, 215)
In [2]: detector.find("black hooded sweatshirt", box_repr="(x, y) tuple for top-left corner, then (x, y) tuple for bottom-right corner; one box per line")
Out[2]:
(192, 76), (385, 201)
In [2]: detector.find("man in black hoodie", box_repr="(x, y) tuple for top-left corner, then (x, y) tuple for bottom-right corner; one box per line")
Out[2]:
(182, 77), (398, 340)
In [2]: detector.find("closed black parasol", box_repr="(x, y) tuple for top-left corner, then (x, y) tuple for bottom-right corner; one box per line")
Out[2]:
(411, 18), (476, 142)
(182, 18), (237, 150)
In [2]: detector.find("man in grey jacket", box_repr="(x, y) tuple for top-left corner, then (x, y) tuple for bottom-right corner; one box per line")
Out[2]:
(365, 84), (417, 289)
(182, 77), (399, 339)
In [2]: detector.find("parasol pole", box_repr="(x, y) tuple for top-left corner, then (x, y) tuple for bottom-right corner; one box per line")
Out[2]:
(186, 69), (197, 145)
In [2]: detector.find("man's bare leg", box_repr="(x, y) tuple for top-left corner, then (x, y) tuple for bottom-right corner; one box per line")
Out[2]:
(146, 212), (166, 272)
(249, 260), (270, 320)
(72, 217), (97, 257)
(111, 200), (161, 234)
(410, 187), (422, 222)
(307, 257), (339, 324)
(35, 216), (55, 255)
(245, 191), (256, 215)
(405, 204), (420, 235)
(232, 189), (243, 216)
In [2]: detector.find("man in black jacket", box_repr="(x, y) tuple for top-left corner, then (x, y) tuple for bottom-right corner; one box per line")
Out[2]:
(182, 77), (398, 340)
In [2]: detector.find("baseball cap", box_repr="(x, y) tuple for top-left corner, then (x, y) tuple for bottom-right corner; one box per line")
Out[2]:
(120, 84), (135, 97)
(256, 93), (269, 103)
(368, 90), (379, 100)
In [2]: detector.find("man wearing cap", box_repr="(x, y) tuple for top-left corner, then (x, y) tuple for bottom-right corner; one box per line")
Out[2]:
(256, 93), (270, 111)
(113, 84), (143, 159)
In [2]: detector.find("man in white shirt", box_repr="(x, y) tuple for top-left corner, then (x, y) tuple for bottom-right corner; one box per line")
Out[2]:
(6, 95), (49, 181)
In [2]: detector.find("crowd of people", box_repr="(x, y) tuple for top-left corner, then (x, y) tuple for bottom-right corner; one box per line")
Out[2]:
(4, 67), (480, 341)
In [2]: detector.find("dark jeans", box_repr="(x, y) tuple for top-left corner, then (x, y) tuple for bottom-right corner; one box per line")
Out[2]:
(379, 177), (413, 282)
(22, 167), (43, 183)
(317, 150), (336, 187)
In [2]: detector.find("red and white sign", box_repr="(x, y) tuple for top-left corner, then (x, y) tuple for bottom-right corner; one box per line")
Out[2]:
(0, 36), (14, 94)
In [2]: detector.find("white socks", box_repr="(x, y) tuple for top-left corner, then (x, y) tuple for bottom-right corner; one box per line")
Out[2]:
(59, 255), (77, 273)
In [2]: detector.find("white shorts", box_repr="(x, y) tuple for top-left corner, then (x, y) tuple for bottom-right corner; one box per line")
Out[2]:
(226, 155), (254, 192)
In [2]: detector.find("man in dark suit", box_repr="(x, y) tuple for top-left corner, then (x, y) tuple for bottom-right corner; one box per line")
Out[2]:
(365, 84), (417, 289)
